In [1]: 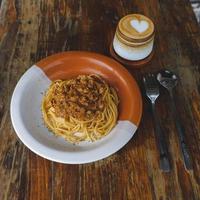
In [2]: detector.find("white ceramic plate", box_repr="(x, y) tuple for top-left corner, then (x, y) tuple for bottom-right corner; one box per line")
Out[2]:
(10, 52), (142, 164)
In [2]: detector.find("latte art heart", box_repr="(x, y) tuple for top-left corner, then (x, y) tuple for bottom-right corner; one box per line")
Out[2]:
(130, 19), (149, 33)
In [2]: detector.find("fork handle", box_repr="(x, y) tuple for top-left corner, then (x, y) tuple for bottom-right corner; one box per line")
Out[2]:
(169, 91), (192, 170)
(151, 102), (171, 172)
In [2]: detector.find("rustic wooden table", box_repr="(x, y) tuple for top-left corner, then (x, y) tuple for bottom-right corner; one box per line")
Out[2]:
(0, 0), (200, 199)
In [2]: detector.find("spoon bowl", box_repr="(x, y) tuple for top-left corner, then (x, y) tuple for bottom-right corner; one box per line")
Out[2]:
(157, 70), (178, 91)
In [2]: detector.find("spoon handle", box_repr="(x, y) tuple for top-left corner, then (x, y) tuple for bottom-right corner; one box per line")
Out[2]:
(151, 103), (171, 172)
(169, 91), (193, 170)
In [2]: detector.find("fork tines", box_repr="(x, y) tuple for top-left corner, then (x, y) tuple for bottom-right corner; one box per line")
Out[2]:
(143, 73), (159, 102)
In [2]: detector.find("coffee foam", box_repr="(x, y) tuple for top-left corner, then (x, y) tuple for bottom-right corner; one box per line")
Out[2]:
(118, 14), (154, 42)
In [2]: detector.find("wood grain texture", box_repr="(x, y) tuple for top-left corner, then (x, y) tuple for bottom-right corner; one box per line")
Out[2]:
(0, 0), (200, 199)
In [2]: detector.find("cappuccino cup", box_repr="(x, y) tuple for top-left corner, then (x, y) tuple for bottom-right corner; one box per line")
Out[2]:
(113, 14), (155, 61)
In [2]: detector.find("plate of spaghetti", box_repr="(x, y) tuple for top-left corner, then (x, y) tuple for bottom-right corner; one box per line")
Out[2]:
(10, 51), (142, 164)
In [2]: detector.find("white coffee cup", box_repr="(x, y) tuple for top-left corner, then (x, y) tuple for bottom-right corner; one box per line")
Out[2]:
(113, 14), (155, 61)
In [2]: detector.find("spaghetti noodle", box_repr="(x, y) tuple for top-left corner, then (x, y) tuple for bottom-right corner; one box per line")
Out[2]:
(42, 74), (119, 143)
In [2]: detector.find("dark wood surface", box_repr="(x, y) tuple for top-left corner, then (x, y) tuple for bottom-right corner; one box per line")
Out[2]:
(0, 0), (200, 199)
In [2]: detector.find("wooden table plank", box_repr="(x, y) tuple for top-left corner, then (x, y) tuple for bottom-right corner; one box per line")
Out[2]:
(0, 0), (200, 199)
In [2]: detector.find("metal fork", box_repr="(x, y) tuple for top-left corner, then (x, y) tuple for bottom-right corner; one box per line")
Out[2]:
(143, 73), (171, 172)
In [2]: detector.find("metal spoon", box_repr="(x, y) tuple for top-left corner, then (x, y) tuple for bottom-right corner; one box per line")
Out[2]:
(157, 70), (192, 170)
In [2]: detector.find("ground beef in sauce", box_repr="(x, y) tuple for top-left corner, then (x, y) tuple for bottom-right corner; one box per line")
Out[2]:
(50, 75), (107, 120)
